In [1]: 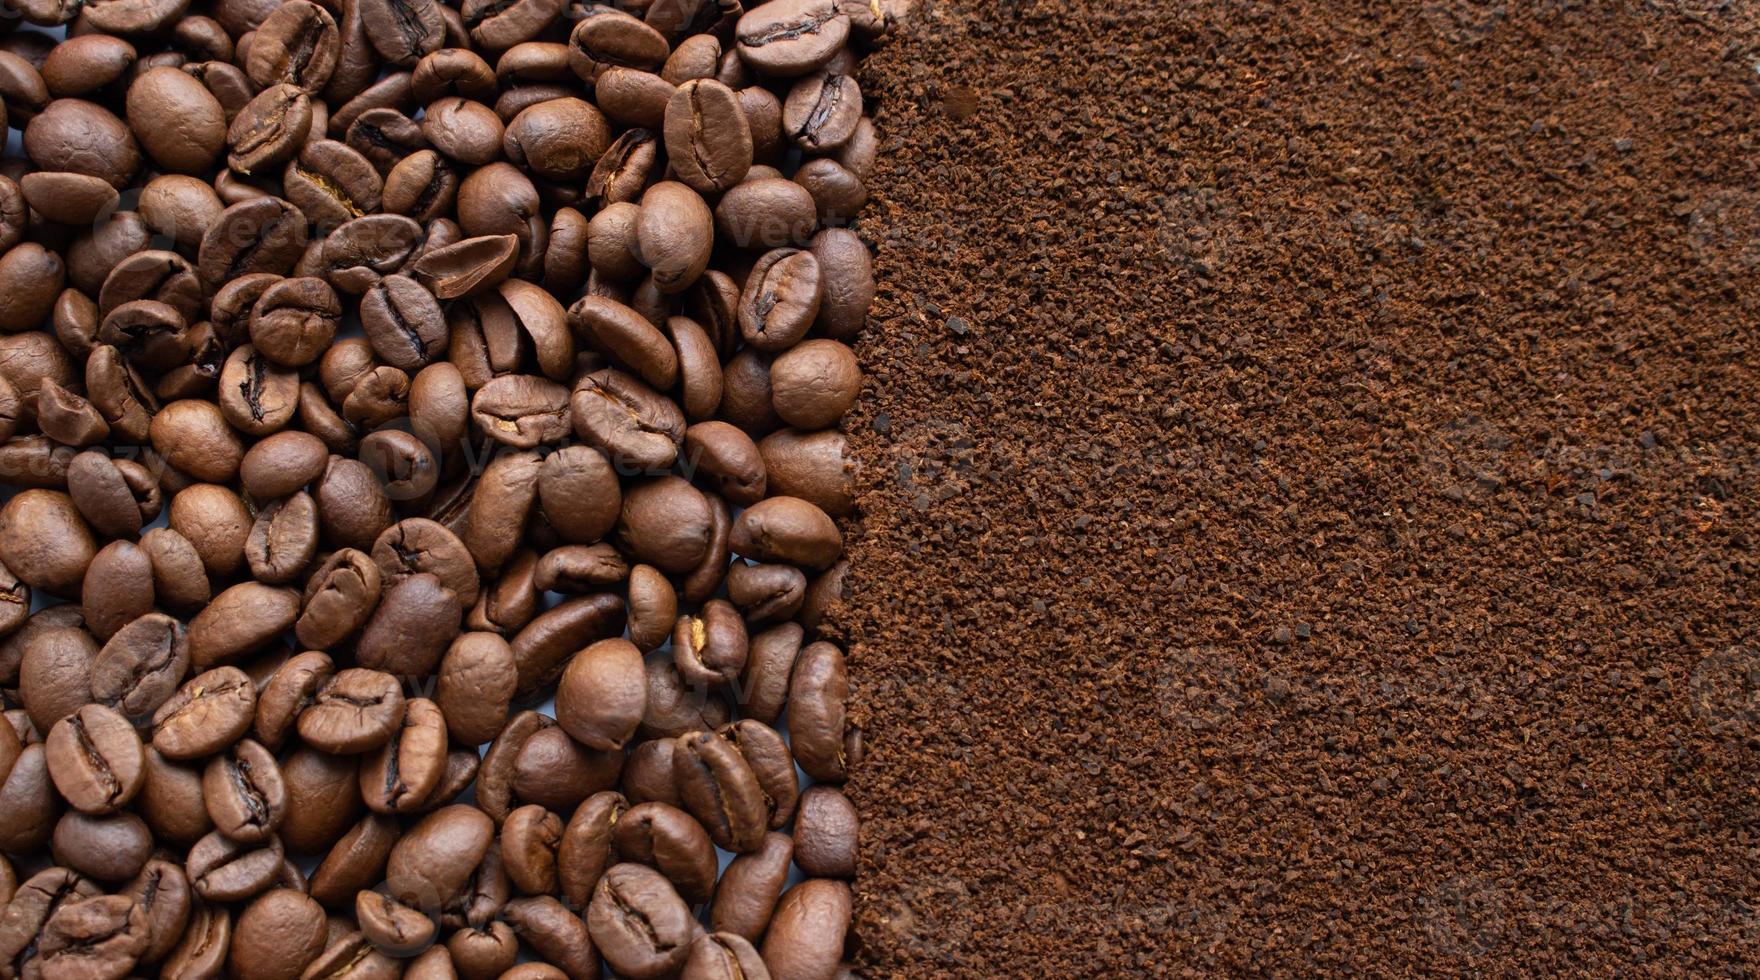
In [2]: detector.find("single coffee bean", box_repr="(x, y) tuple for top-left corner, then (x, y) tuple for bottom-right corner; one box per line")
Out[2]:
(361, 697), (448, 814)
(472, 374), (571, 449)
(681, 932), (770, 980)
(230, 888), (327, 980)
(372, 517), (481, 608)
(297, 548), (383, 650)
(277, 746), (360, 854)
(611, 800), (717, 906)
(554, 638), (646, 752)
(51, 809), (152, 883)
(664, 79), (751, 194)
(710, 831), (792, 942)
(433, 633), (516, 747)
(568, 6), (668, 77)
(245, 492), (320, 584)
(760, 879), (852, 980)
(760, 428), (854, 517)
(308, 813), (399, 909)
(572, 294), (679, 389)
(615, 476), (712, 574)
(203, 738), (287, 843)
(360, 0), (445, 67)
(299, 668), (406, 755)
(672, 599), (748, 687)
(503, 896), (599, 980)
(188, 582), (299, 669)
(199, 196), (308, 286)
(620, 737), (683, 809)
(725, 562), (806, 624)
(735, 0), (849, 77)
(673, 729), (766, 853)
(641, 657), (731, 740)
(739, 247), (822, 352)
(122, 859), (192, 965)
(501, 804), (563, 895)
(730, 495), (841, 570)
(536, 445), (622, 544)
(636, 181), (713, 294)
(81, 541), (155, 643)
(90, 613), (189, 724)
(254, 653), (334, 752)
(361, 273), (448, 369)
(556, 791), (625, 910)
(619, 566), (676, 655)
(385, 804), (494, 913)
(151, 665), (257, 760)
(585, 127), (658, 208)
(532, 543), (627, 593)
(383, 149), (460, 223)
(587, 863), (695, 979)
(502, 97), (610, 182)
(411, 233), (517, 298)
(808, 227), (872, 339)
(305, 932), (402, 980)
(511, 725), (622, 814)
(251, 276), (343, 367)
(460, 448), (542, 575)
(46, 703), (145, 815)
(355, 573), (461, 677)
(595, 67), (675, 129)
(33, 893), (150, 980)
(792, 785), (857, 878)
(187, 829), (286, 903)
(355, 888), (438, 956)
(136, 748), (212, 847)
(720, 719), (799, 829)
(714, 178), (817, 250)
(0, 489), (95, 597)
(787, 641), (855, 783)
(127, 67), (227, 175)
(783, 70), (861, 152)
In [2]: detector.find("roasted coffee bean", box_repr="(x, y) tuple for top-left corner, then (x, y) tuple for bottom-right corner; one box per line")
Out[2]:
(715, 177), (817, 250)
(722, 719), (799, 829)
(347, 107), (428, 175)
(792, 785), (857, 878)
(46, 703), (145, 815)
(616, 476), (712, 573)
(361, 697), (448, 813)
(19, 624), (98, 734)
(665, 79), (752, 194)
(627, 564), (678, 653)
(305, 932), (402, 980)
(532, 543), (627, 592)
(152, 665), (256, 760)
(277, 745), (359, 855)
(587, 863), (696, 979)
(735, 0), (848, 76)
(510, 725), (621, 813)
(760, 879), (852, 980)
(641, 657), (732, 740)
(620, 734), (683, 810)
(248, 1), (341, 94)
(187, 829), (286, 902)
(537, 445), (622, 543)
(725, 562), (806, 624)
(81, 541), (155, 643)
(503, 896), (598, 980)
(386, 804), (494, 913)
(361, 0), (446, 67)
(412, 233), (517, 298)
(770, 339), (859, 429)
(731, 495), (841, 570)
(203, 738), (287, 843)
(595, 67), (675, 129)
(372, 517), (481, 607)
(383, 149), (460, 223)
(251, 276), (343, 367)
(500, 804), (563, 895)
(760, 428), (854, 517)
(254, 652), (333, 751)
(788, 641), (854, 782)
(199, 196), (308, 286)
(682, 933), (770, 980)
(0, 489), (95, 597)
(297, 548), (383, 650)
(122, 859), (192, 966)
(569, 7), (668, 76)
(355, 888), (437, 956)
(325, 215), (426, 294)
(586, 128), (659, 208)
(66, 452), (158, 538)
(299, 668), (405, 754)
(783, 70), (861, 152)
(555, 637), (646, 751)
(188, 582), (299, 669)
(710, 831), (792, 942)
(91, 613), (189, 724)
(127, 66), (227, 175)
(502, 97), (610, 181)
(739, 247), (821, 352)
(472, 374), (570, 449)
(461, 448), (542, 575)
(355, 572), (461, 677)
(32, 893), (150, 980)
(309, 814), (399, 908)
(674, 729), (766, 853)
(557, 791), (625, 909)
(572, 294), (678, 388)
(672, 599), (748, 687)
(315, 457), (394, 551)
(245, 492), (320, 583)
(637, 181), (713, 293)
(231, 889), (328, 980)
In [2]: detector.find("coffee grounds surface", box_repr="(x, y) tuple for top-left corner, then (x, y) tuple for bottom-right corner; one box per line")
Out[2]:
(837, 1), (1760, 973)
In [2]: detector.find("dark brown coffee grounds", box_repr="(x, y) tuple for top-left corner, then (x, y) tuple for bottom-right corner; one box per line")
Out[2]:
(840, 1), (1760, 974)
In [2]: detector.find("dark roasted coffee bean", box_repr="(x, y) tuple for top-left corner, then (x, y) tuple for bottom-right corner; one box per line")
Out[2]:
(557, 790), (625, 909)
(361, 0), (446, 67)
(347, 107), (429, 175)
(734, 0), (848, 77)
(383, 149), (460, 223)
(503, 896), (598, 980)
(537, 445), (622, 544)
(760, 880), (851, 980)
(681, 932), (770, 980)
(385, 804), (494, 913)
(299, 668), (405, 754)
(715, 177), (817, 250)
(231, 889), (327, 980)
(228, 84), (314, 174)
(91, 613), (188, 724)
(361, 274), (448, 369)
(45, 703), (144, 816)
(361, 697), (447, 814)
(809, 226), (872, 339)
(285, 139), (382, 231)
(783, 69), (861, 152)
(710, 831), (791, 941)
(297, 548), (382, 650)
(673, 729), (766, 853)
(324, 214), (426, 294)
(151, 665), (256, 760)
(586, 863), (695, 979)
(202, 738), (287, 843)
(247, 1), (341, 94)
(664, 79), (751, 194)
(121, 859), (192, 965)
(355, 573), (461, 677)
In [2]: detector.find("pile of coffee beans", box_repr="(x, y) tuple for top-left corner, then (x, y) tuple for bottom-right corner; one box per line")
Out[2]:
(0, 0), (895, 976)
